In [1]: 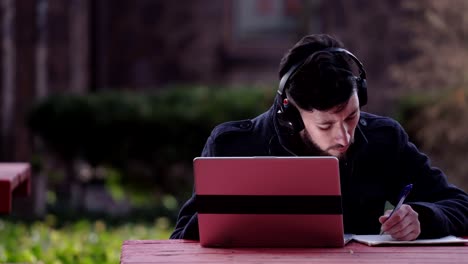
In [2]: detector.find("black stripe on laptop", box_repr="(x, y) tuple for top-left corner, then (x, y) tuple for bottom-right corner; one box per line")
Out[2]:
(195, 195), (342, 214)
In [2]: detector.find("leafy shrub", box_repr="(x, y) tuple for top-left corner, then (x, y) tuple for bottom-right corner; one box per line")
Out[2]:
(0, 217), (171, 264)
(27, 86), (275, 209)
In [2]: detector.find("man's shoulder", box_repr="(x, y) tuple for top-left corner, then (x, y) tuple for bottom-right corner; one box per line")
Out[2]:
(210, 119), (255, 139)
(358, 112), (409, 148)
(203, 111), (274, 156)
(209, 111), (272, 142)
(359, 112), (403, 131)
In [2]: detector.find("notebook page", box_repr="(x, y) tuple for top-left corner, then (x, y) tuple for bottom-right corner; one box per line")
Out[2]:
(352, 235), (468, 246)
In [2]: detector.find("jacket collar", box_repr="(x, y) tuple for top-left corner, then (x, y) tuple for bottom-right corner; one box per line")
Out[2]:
(349, 120), (369, 160)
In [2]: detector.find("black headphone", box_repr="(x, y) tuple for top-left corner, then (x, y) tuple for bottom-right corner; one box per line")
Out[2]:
(276, 47), (367, 134)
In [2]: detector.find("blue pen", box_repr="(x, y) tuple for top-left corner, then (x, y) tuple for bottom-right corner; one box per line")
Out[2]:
(380, 184), (413, 235)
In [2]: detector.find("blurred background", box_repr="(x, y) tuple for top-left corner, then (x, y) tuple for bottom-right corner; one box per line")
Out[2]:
(1, 0), (468, 263)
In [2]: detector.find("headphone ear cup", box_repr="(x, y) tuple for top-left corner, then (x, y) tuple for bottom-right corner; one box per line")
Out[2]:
(357, 78), (368, 107)
(277, 98), (305, 134)
(286, 105), (305, 133)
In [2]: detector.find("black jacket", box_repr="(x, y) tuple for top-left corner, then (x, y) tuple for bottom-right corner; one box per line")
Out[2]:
(171, 99), (468, 240)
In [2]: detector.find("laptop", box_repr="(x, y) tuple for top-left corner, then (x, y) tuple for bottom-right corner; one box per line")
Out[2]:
(194, 156), (344, 248)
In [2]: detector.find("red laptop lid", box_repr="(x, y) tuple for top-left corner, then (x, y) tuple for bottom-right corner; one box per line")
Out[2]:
(194, 157), (344, 248)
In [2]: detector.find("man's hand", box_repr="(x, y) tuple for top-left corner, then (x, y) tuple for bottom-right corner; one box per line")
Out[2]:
(379, 204), (421, 240)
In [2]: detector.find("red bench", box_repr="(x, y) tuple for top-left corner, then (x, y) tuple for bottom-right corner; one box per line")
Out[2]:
(120, 239), (468, 264)
(0, 163), (31, 214)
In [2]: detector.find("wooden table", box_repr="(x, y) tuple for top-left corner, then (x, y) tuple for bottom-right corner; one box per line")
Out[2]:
(120, 239), (468, 264)
(0, 163), (31, 214)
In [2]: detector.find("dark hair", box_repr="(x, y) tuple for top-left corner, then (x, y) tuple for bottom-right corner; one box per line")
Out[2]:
(279, 34), (357, 111)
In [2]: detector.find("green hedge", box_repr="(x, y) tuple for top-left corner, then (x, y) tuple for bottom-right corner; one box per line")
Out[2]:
(0, 218), (171, 264)
(28, 86), (275, 198)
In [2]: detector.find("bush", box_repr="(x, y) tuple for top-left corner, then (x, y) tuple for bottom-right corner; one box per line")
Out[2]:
(396, 88), (468, 192)
(0, 217), (171, 264)
(27, 86), (275, 212)
(29, 86), (274, 164)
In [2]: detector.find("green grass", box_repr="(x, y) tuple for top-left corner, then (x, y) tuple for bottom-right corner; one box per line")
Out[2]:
(0, 216), (172, 264)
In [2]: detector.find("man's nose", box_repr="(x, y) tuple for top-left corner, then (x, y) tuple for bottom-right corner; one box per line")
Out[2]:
(335, 124), (350, 146)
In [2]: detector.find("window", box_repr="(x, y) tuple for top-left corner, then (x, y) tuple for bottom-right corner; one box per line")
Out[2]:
(232, 0), (320, 40)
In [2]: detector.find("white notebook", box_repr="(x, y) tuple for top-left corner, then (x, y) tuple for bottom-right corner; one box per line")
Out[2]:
(345, 234), (468, 246)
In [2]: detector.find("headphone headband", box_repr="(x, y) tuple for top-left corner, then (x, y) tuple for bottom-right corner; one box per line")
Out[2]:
(278, 47), (367, 97)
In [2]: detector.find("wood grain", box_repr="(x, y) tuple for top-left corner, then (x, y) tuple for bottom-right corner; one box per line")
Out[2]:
(120, 239), (468, 264)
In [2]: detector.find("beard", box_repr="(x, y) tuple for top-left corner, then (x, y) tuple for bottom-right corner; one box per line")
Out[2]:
(300, 129), (353, 161)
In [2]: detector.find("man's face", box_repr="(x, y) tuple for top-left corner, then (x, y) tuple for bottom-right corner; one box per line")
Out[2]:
(297, 92), (360, 159)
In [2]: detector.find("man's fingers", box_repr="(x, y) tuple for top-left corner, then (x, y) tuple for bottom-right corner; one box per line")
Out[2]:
(380, 204), (420, 240)
(380, 207), (405, 232)
(378, 209), (393, 224)
(391, 220), (420, 241)
(387, 214), (412, 238)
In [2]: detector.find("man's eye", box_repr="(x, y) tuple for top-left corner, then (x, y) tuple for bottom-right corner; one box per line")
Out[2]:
(318, 126), (331, 131)
(346, 115), (357, 121)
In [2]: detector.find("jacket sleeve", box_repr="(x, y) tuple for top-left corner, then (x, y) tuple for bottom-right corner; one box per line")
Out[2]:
(395, 123), (468, 238)
(170, 194), (199, 240)
(170, 136), (216, 240)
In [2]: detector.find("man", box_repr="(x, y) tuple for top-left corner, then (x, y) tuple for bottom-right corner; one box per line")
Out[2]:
(171, 34), (468, 241)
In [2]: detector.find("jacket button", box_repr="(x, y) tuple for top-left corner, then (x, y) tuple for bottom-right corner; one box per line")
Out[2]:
(239, 122), (252, 129)
(359, 119), (367, 126)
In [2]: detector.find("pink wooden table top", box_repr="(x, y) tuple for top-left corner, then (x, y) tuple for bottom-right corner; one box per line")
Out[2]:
(0, 162), (31, 214)
(120, 239), (468, 264)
